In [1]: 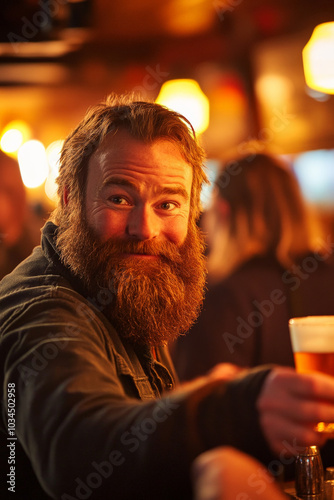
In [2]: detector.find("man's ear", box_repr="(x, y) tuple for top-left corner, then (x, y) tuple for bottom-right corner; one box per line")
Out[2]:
(63, 186), (69, 206)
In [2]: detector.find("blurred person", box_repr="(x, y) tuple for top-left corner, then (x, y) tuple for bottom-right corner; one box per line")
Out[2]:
(0, 151), (41, 279)
(172, 153), (334, 380)
(1, 98), (334, 499)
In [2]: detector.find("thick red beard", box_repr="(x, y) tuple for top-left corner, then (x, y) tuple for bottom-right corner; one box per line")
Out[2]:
(56, 212), (207, 347)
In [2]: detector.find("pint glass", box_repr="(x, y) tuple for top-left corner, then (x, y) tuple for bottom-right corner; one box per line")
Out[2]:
(289, 316), (334, 435)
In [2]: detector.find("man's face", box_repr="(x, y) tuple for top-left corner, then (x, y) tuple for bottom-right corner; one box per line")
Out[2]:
(85, 129), (193, 249)
(56, 129), (206, 347)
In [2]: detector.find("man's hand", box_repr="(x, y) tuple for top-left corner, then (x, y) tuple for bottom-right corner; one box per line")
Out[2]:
(257, 367), (334, 455)
(192, 446), (288, 500)
(208, 363), (244, 381)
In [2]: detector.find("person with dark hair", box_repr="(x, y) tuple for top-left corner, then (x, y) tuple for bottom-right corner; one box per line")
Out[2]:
(1, 99), (334, 500)
(172, 153), (334, 377)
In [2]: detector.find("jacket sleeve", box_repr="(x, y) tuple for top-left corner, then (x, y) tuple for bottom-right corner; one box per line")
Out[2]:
(1, 294), (275, 500)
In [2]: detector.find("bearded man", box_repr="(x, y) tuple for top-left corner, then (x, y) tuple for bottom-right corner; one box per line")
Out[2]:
(53, 97), (207, 347)
(1, 95), (334, 500)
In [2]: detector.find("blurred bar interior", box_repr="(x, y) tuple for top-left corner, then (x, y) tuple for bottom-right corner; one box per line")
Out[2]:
(1, 0), (334, 231)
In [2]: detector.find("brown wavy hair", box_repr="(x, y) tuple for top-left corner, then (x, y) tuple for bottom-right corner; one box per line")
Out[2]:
(51, 93), (207, 227)
(214, 153), (322, 268)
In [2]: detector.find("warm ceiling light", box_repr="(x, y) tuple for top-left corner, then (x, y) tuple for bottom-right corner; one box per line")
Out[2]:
(302, 22), (334, 94)
(156, 79), (209, 135)
(0, 120), (31, 155)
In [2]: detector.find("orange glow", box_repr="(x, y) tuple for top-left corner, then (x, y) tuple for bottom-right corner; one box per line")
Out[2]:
(0, 120), (32, 155)
(156, 79), (209, 134)
(303, 22), (334, 94)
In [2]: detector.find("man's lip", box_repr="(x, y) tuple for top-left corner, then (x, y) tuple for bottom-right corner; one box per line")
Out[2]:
(123, 253), (159, 259)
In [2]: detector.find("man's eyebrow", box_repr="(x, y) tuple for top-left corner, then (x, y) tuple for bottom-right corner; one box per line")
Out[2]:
(158, 186), (189, 201)
(101, 177), (189, 201)
(101, 177), (136, 191)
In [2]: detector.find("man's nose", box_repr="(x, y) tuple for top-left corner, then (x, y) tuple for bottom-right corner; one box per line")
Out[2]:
(126, 205), (159, 241)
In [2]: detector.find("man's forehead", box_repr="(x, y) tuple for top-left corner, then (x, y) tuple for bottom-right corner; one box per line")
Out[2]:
(96, 129), (185, 157)
(91, 129), (193, 185)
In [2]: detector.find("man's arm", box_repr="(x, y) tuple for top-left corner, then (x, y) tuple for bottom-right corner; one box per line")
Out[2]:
(2, 297), (334, 499)
(1, 296), (274, 499)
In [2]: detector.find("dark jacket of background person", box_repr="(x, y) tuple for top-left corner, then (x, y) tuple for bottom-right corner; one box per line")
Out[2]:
(0, 222), (275, 500)
(173, 252), (334, 380)
(172, 153), (334, 380)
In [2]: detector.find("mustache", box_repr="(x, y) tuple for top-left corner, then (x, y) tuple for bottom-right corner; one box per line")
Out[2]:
(90, 236), (183, 264)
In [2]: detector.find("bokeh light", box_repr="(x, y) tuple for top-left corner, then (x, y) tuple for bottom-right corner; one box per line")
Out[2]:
(303, 22), (334, 94)
(0, 120), (32, 155)
(156, 79), (210, 134)
(18, 140), (49, 189)
(45, 140), (64, 202)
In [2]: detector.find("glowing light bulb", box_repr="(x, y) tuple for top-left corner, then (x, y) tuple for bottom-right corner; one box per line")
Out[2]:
(303, 22), (334, 94)
(18, 140), (48, 189)
(156, 79), (209, 134)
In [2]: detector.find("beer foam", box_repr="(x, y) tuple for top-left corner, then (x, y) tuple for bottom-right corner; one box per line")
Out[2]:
(289, 316), (334, 352)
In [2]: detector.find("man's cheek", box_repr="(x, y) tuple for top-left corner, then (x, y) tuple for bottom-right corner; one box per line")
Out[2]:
(169, 220), (189, 246)
(93, 214), (127, 243)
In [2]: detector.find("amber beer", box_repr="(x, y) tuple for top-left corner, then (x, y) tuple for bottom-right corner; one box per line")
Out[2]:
(293, 352), (334, 377)
(289, 316), (334, 434)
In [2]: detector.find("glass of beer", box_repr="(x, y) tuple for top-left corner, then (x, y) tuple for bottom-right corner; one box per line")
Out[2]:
(289, 316), (334, 435)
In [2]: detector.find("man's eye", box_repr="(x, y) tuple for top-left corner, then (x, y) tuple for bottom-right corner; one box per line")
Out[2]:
(159, 201), (177, 211)
(108, 196), (129, 206)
